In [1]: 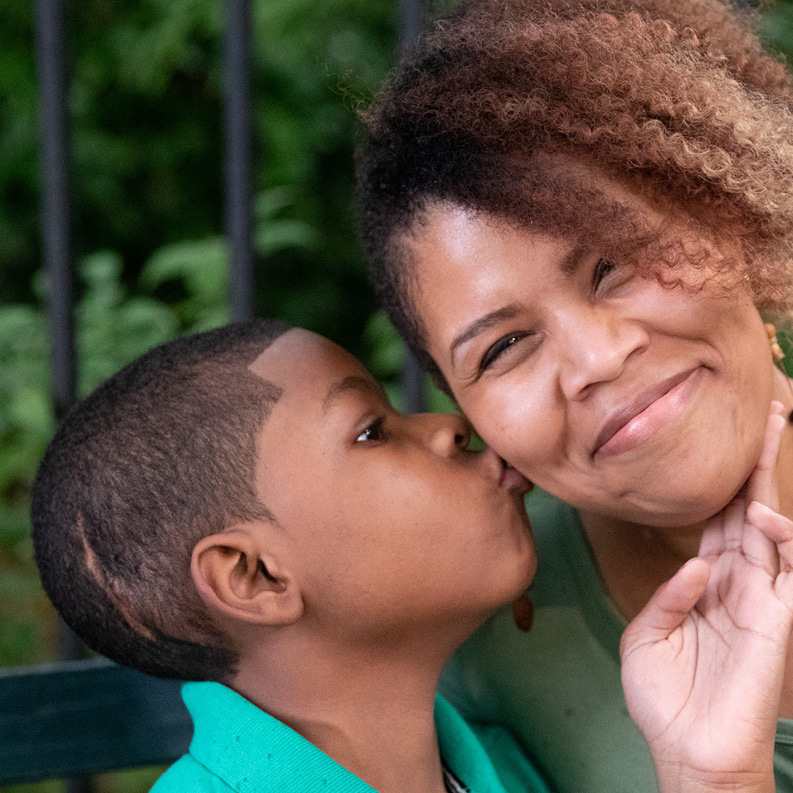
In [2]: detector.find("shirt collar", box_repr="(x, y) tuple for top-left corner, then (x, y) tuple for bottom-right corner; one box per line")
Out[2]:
(183, 682), (506, 793)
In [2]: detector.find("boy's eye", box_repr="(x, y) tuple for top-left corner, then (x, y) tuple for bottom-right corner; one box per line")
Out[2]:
(355, 416), (386, 443)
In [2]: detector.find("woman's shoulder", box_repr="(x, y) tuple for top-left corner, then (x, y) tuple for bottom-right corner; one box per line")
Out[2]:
(525, 490), (579, 535)
(525, 490), (588, 575)
(525, 490), (625, 644)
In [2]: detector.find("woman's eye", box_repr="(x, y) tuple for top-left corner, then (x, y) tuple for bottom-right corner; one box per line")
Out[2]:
(592, 257), (617, 291)
(479, 332), (531, 373)
(355, 416), (386, 443)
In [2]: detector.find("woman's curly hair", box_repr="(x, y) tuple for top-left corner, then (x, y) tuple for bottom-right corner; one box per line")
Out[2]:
(356, 0), (793, 381)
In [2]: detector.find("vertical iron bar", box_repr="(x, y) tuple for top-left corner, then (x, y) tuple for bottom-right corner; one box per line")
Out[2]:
(36, 0), (86, 668)
(36, 0), (76, 421)
(399, 0), (427, 413)
(36, 9), (92, 793)
(399, 0), (423, 52)
(223, 0), (255, 322)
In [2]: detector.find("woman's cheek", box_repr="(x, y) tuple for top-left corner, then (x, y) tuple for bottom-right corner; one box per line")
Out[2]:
(473, 392), (563, 479)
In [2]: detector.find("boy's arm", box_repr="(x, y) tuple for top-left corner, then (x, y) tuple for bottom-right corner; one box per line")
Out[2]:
(621, 404), (793, 793)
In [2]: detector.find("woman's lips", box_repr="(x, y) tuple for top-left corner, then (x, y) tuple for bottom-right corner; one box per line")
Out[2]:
(593, 367), (702, 458)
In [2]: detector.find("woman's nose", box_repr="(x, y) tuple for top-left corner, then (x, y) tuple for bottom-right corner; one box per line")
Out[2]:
(557, 308), (649, 399)
(411, 411), (472, 457)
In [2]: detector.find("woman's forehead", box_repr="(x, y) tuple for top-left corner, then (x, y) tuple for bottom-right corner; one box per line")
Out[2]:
(409, 203), (572, 285)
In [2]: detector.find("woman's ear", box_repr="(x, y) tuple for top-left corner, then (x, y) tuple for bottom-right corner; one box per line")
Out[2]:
(191, 528), (303, 626)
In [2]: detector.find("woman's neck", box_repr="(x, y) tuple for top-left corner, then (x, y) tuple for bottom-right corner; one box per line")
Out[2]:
(578, 509), (704, 622)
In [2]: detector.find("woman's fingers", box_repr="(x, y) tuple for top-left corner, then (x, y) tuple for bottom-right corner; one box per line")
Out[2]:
(748, 501), (793, 574)
(700, 497), (741, 557)
(746, 402), (785, 511)
(741, 404), (786, 571)
(621, 558), (711, 655)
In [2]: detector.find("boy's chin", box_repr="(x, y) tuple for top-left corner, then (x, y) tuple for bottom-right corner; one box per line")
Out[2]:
(474, 557), (537, 628)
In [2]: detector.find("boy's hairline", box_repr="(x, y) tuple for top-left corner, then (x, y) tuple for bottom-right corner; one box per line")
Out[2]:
(247, 326), (390, 416)
(246, 325), (306, 382)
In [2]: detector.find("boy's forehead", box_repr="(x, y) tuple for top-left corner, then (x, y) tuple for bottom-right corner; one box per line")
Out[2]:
(247, 328), (365, 399)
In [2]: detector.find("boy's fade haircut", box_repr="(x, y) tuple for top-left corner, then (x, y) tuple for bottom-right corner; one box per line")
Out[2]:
(32, 319), (292, 683)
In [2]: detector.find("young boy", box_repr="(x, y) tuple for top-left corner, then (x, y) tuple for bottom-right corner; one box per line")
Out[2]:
(31, 319), (793, 793)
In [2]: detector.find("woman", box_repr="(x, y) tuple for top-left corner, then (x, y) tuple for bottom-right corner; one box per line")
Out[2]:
(355, 1), (793, 791)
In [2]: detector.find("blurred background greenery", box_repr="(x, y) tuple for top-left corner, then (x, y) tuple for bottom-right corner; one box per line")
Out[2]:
(2, 0), (793, 789)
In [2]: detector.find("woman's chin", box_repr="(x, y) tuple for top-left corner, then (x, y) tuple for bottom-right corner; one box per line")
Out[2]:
(609, 484), (748, 529)
(571, 438), (760, 528)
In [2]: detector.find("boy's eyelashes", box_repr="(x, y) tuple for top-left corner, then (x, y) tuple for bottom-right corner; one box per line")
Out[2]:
(352, 415), (486, 449)
(355, 415), (387, 443)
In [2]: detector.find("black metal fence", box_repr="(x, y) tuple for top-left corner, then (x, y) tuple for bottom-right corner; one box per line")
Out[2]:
(34, 0), (420, 408)
(35, 0), (427, 426)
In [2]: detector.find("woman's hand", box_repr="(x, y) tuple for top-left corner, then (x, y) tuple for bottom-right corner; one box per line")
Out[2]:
(621, 402), (793, 793)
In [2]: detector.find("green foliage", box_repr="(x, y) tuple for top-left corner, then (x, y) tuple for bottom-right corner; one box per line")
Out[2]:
(0, 188), (318, 672)
(0, 0), (397, 352)
(78, 251), (181, 389)
(761, 0), (793, 59)
(362, 309), (457, 413)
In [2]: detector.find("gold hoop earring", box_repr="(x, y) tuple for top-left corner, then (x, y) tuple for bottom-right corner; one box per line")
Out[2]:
(764, 323), (786, 364)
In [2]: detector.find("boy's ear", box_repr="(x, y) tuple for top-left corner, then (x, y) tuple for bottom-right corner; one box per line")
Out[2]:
(191, 528), (303, 626)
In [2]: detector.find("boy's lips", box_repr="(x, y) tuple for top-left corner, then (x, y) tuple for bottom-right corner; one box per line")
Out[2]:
(498, 460), (532, 493)
(480, 447), (532, 493)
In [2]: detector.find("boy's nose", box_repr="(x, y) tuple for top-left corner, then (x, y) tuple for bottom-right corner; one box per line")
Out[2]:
(413, 411), (472, 457)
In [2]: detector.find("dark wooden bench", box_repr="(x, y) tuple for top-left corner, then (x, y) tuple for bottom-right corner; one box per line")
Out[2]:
(0, 658), (191, 785)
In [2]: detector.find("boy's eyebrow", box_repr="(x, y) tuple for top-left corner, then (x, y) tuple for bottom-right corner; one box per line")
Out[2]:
(323, 376), (389, 412)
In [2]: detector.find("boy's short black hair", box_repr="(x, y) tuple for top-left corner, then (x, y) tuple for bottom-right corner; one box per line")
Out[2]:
(32, 319), (292, 683)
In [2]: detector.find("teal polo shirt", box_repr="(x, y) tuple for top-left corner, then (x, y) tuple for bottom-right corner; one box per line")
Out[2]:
(150, 682), (550, 793)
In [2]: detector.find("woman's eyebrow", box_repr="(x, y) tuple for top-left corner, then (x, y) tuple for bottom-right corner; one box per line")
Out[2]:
(450, 305), (522, 360)
(322, 376), (389, 413)
(561, 243), (588, 276)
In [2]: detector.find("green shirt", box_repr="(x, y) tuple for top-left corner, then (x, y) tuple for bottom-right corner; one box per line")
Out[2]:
(150, 681), (551, 793)
(441, 491), (793, 793)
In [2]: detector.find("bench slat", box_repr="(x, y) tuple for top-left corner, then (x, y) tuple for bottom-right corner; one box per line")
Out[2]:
(0, 658), (191, 784)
